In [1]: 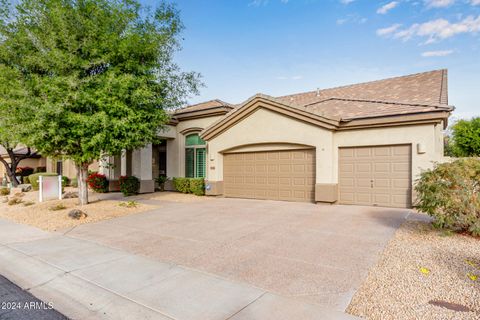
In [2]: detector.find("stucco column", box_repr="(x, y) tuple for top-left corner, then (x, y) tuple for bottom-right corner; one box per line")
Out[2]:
(120, 150), (127, 176)
(131, 144), (154, 193)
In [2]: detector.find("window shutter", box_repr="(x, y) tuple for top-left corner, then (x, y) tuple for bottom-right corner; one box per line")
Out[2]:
(185, 148), (195, 178)
(196, 148), (206, 178)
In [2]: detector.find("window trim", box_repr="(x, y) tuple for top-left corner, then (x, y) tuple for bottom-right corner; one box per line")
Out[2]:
(185, 133), (206, 178)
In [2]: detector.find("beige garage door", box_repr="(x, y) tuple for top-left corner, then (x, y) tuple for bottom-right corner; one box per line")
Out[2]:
(224, 149), (315, 202)
(338, 145), (411, 208)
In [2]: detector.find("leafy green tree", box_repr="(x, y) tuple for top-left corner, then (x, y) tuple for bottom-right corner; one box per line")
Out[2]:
(449, 117), (480, 157)
(0, 64), (37, 187)
(0, 0), (199, 204)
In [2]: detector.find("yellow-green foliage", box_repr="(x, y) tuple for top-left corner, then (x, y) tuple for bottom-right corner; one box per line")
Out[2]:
(172, 177), (204, 195)
(415, 158), (480, 236)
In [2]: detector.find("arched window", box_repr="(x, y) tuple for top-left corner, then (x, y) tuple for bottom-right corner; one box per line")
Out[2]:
(185, 133), (206, 178)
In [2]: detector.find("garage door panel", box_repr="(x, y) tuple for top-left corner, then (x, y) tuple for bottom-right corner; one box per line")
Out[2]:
(339, 145), (411, 208)
(224, 149), (315, 202)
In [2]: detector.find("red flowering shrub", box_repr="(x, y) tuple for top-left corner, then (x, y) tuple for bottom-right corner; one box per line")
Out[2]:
(86, 172), (108, 193)
(16, 166), (34, 177)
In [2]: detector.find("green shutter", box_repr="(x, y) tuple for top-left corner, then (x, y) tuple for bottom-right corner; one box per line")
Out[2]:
(186, 134), (206, 146)
(196, 148), (206, 178)
(185, 148), (194, 178)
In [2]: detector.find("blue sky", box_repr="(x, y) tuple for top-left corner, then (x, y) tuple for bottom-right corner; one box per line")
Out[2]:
(144, 0), (479, 119)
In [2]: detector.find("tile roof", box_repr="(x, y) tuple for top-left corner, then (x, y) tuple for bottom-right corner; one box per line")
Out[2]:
(174, 99), (234, 115)
(275, 69), (451, 120)
(181, 70), (452, 122)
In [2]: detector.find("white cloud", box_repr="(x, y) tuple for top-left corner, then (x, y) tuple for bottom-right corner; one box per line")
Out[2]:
(337, 14), (367, 25)
(340, 0), (355, 4)
(380, 15), (480, 43)
(424, 0), (455, 8)
(376, 23), (402, 36)
(421, 50), (454, 57)
(377, 1), (399, 14)
(472, 0), (480, 5)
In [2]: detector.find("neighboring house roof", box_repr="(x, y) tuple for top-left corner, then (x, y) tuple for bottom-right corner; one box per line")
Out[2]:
(0, 146), (40, 158)
(171, 99), (234, 122)
(201, 70), (453, 140)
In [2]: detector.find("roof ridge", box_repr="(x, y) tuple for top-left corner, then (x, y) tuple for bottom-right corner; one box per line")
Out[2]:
(278, 69), (447, 100)
(174, 99), (233, 113)
(440, 69), (448, 105)
(306, 97), (447, 108)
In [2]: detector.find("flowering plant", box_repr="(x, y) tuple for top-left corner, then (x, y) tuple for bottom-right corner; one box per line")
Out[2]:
(86, 172), (108, 193)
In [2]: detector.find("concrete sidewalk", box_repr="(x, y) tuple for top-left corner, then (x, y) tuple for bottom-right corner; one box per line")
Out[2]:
(0, 218), (359, 320)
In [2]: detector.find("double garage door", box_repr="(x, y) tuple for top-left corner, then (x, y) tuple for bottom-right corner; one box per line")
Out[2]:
(338, 145), (412, 208)
(222, 145), (412, 207)
(223, 149), (315, 202)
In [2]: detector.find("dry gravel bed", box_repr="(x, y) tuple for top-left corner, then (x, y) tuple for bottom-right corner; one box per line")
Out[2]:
(347, 218), (480, 320)
(0, 189), (156, 231)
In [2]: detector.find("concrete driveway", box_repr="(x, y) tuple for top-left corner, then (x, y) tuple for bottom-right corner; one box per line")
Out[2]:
(65, 196), (410, 312)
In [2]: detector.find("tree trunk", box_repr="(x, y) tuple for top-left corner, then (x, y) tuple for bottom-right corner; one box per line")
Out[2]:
(0, 157), (20, 187)
(76, 163), (90, 206)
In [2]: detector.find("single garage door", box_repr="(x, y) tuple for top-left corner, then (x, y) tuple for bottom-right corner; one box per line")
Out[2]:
(224, 149), (315, 202)
(338, 145), (412, 208)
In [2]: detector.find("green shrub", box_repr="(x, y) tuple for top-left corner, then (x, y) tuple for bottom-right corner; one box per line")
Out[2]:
(86, 172), (108, 193)
(119, 201), (138, 208)
(190, 178), (205, 196)
(172, 177), (205, 195)
(0, 188), (10, 196)
(119, 176), (140, 196)
(27, 173), (59, 190)
(23, 176), (30, 184)
(172, 177), (190, 193)
(415, 158), (480, 236)
(62, 176), (70, 187)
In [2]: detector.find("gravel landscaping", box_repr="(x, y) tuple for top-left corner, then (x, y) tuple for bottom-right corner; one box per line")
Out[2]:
(347, 217), (480, 320)
(0, 188), (156, 232)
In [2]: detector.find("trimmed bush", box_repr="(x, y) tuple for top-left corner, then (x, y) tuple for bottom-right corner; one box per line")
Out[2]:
(23, 176), (30, 184)
(86, 172), (108, 193)
(27, 173), (59, 190)
(172, 177), (189, 193)
(0, 188), (10, 196)
(172, 177), (205, 195)
(190, 178), (205, 196)
(119, 176), (140, 196)
(415, 158), (480, 236)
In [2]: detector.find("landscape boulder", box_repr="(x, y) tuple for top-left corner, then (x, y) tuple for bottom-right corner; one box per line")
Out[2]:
(68, 209), (88, 220)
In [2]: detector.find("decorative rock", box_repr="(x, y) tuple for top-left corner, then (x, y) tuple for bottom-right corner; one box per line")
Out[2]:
(68, 209), (88, 220)
(63, 191), (79, 199)
(17, 184), (32, 192)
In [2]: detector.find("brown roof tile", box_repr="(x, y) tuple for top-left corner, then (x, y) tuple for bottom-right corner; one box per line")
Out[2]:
(174, 99), (234, 115)
(275, 69), (451, 120)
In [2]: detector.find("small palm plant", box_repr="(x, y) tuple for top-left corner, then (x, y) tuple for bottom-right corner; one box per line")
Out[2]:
(155, 175), (170, 192)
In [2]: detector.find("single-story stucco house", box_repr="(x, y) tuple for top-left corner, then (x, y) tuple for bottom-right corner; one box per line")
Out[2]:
(99, 69), (452, 208)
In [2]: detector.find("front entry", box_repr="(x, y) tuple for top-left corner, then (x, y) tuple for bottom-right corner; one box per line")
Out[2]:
(223, 149), (315, 202)
(338, 144), (412, 208)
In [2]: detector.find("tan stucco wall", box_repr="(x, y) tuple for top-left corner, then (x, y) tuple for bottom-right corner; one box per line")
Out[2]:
(206, 108), (334, 183)
(206, 107), (445, 188)
(165, 116), (224, 178)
